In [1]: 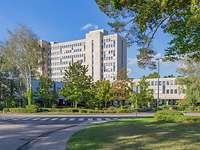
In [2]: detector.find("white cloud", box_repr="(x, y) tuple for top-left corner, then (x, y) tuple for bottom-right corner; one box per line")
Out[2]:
(128, 57), (137, 66)
(81, 23), (99, 31)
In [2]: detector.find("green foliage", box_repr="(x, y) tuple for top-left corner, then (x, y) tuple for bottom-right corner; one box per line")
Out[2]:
(60, 61), (94, 108)
(155, 109), (184, 122)
(177, 60), (200, 107)
(129, 77), (154, 110)
(3, 105), (38, 113)
(146, 72), (160, 78)
(95, 80), (112, 108)
(36, 76), (58, 108)
(96, 0), (200, 67)
(1, 25), (43, 106)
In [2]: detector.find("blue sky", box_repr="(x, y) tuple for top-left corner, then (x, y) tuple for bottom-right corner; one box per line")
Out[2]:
(0, 0), (180, 78)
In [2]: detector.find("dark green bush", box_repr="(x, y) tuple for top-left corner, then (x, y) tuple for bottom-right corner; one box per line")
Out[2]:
(79, 109), (88, 113)
(155, 109), (184, 122)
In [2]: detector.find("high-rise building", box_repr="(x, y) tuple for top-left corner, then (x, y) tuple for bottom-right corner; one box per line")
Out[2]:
(41, 29), (127, 82)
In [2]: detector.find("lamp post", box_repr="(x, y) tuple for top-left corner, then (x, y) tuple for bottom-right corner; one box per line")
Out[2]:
(156, 58), (160, 109)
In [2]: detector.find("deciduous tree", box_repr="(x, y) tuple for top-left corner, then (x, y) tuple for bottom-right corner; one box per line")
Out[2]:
(60, 61), (93, 108)
(96, 0), (200, 67)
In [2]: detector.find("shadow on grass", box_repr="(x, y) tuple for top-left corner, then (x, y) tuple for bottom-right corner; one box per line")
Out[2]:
(68, 118), (200, 150)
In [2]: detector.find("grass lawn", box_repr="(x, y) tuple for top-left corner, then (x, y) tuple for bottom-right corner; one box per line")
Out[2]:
(68, 117), (200, 150)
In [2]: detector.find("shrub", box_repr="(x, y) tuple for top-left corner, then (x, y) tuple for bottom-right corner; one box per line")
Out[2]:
(3, 105), (38, 113)
(155, 109), (184, 122)
(79, 109), (88, 113)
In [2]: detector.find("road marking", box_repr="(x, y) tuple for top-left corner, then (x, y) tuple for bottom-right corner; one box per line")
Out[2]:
(22, 118), (30, 120)
(78, 118), (84, 121)
(88, 118), (93, 121)
(51, 118), (58, 121)
(97, 118), (102, 121)
(41, 118), (49, 121)
(32, 118), (41, 121)
(69, 118), (75, 121)
(60, 118), (67, 121)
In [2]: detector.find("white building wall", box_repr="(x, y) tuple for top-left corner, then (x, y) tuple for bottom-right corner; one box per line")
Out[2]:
(45, 29), (127, 82)
(133, 77), (186, 102)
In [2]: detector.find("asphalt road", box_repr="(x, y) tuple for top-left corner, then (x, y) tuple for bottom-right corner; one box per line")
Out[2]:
(1, 112), (199, 150)
(0, 113), (154, 150)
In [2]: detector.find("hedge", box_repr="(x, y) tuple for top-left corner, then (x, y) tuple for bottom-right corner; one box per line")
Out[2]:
(3, 107), (134, 114)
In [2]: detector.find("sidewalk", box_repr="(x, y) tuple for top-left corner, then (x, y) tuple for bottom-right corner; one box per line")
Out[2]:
(17, 124), (87, 150)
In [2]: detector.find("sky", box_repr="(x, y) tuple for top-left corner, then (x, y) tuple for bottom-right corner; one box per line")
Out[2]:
(0, 0), (180, 78)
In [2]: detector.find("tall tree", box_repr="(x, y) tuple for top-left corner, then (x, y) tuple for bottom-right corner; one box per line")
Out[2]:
(1, 25), (43, 106)
(60, 61), (93, 108)
(36, 76), (57, 108)
(130, 77), (154, 109)
(177, 59), (200, 106)
(95, 80), (112, 108)
(146, 72), (160, 79)
(96, 0), (200, 67)
(111, 80), (131, 108)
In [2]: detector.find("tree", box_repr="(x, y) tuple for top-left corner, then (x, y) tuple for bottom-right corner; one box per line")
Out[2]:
(1, 25), (43, 106)
(96, 0), (200, 67)
(36, 76), (57, 108)
(129, 77), (154, 109)
(111, 80), (131, 108)
(177, 59), (200, 106)
(146, 72), (160, 79)
(60, 61), (93, 108)
(95, 80), (112, 108)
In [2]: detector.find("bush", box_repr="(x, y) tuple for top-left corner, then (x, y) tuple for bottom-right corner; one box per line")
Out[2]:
(3, 105), (38, 113)
(79, 109), (88, 113)
(155, 109), (184, 122)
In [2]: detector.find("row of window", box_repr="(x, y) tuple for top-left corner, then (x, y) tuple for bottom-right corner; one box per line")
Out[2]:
(61, 54), (85, 59)
(52, 42), (84, 50)
(149, 80), (176, 86)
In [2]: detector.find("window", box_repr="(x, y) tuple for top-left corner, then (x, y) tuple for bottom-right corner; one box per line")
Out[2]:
(166, 89), (169, 94)
(174, 89), (177, 94)
(151, 81), (154, 86)
(170, 89), (173, 94)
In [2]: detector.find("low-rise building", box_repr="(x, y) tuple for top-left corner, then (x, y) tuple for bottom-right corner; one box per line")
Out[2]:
(133, 77), (186, 105)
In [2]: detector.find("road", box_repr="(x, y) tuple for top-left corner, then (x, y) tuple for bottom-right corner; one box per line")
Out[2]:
(0, 113), (154, 150)
(1, 112), (199, 150)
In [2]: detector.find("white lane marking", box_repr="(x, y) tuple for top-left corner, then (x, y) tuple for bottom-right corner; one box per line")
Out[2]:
(41, 118), (49, 121)
(12, 118), (19, 121)
(78, 118), (84, 121)
(69, 118), (75, 121)
(22, 118), (30, 120)
(32, 118), (41, 121)
(51, 118), (58, 121)
(97, 118), (102, 121)
(88, 118), (93, 121)
(60, 118), (67, 121)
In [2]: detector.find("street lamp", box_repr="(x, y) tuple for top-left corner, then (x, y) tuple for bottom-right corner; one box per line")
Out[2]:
(155, 57), (164, 109)
(156, 58), (160, 109)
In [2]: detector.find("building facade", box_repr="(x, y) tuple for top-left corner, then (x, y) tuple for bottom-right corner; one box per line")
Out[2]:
(41, 29), (127, 82)
(133, 77), (186, 105)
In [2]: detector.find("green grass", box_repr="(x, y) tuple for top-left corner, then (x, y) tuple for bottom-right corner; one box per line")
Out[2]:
(68, 117), (200, 150)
